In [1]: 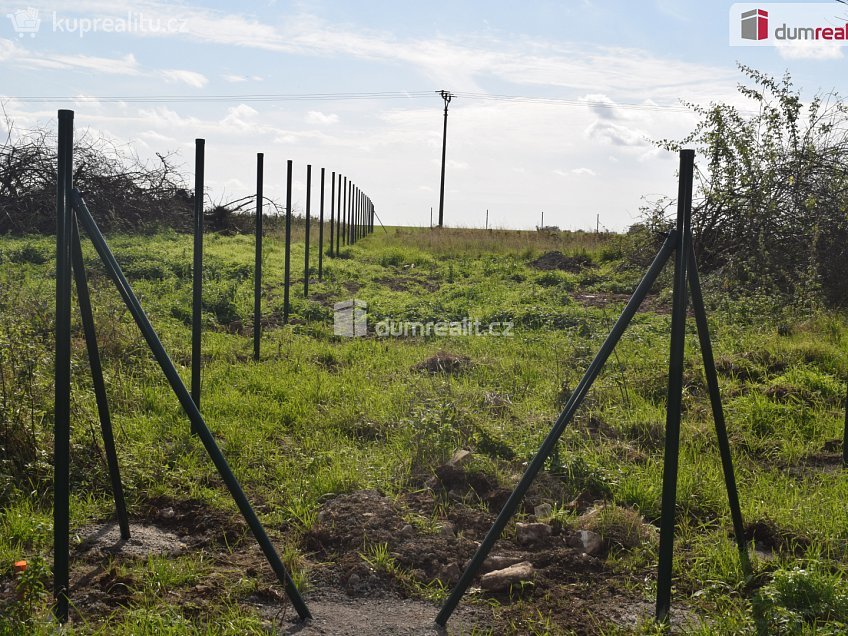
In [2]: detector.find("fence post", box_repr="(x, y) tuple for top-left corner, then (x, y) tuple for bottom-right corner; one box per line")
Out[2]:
(191, 139), (204, 430)
(655, 149), (694, 623)
(71, 220), (130, 540)
(348, 181), (353, 244)
(53, 108), (74, 623)
(341, 176), (347, 248)
(304, 164), (311, 297)
(687, 246), (751, 574)
(254, 153), (263, 361)
(329, 170), (335, 258)
(337, 174), (342, 254)
(284, 160), (292, 324)
(318, 167), (325, 279)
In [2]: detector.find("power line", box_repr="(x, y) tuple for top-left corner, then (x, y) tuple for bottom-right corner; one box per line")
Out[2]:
(2, 90), (697, 113)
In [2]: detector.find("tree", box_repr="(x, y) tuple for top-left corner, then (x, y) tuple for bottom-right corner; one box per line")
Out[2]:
(656, 65), (848, 306)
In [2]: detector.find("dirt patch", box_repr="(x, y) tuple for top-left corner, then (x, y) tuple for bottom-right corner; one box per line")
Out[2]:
(413, 351), (471, 375)
(302, 486), (665, 635)
(75, 522), (188, 559)
(306, 490), (406, 554)
(375, 276), (440, 293)
(763, 384), (822, 407)
(822, 438), (843, 454)
(305, 490), (479, 584)
(531, 251), (592, 272)
(141, 496), (247, 548)
(786, 445), (845, 478)
(310, 291), (336, 307)
(744, 519), (811, 556)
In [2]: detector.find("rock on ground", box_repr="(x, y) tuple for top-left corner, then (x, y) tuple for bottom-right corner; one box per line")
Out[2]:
(479, 561), (535, 592)
(515, 522), (552, 545)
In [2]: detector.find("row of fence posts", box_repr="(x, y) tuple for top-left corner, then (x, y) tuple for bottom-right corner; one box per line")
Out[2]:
(191, 141), (377, 402)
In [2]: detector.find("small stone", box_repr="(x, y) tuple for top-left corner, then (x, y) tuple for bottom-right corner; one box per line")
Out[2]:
(449, 449), (473, 467)
(399, 524), (415, 538)
(468, 555), (524, 573)
(575, 530), (603, 555)
(439, 522), (455, 537)
(480, 561), (535, 592)
(159, 507), (175, 519)
(533, 503), (553, 519)
(515, 522), (552, 545)
(347, 573), (361, 589)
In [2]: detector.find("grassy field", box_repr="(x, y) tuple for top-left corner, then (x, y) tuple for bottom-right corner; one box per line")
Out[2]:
(0, 224), (847, 635)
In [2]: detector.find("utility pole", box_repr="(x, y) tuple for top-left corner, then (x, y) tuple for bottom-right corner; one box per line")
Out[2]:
(437, 90), (453, 228)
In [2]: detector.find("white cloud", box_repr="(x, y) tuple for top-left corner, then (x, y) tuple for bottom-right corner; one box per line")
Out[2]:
(0, 38), (142, 74)
(220, 103), (259, 129)
(571, 167), (597, 176)
(305, 111), (339, 125)
(160, 69), (208, 87)
(222, 73), (263, 82)
(585, 120), (651, 147)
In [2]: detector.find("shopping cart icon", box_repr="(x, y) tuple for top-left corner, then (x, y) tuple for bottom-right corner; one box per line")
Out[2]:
(7, 8), (41, 37)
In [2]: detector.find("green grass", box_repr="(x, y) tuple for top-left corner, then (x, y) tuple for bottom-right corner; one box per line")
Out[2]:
(0, 225), (846, 634)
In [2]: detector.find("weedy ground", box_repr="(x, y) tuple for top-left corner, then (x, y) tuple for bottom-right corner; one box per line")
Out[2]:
(0, 224), (846, 635)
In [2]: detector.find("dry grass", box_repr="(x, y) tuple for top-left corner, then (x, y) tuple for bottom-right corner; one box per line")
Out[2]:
(378, 226), (613, 256)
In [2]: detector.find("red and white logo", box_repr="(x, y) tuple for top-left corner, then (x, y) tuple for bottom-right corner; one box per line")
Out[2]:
(741, 8), (769, 40)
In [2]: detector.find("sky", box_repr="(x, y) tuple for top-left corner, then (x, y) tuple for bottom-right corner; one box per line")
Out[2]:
(1, 0), (846, 230)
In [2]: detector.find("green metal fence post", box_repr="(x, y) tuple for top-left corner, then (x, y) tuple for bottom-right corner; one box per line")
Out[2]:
(655, 149), (695, 623)
(71, 219), (130, 540)
(254, 153), (263, 361)
(191, 139), (204, 433)
(318, 167), (325, 280)
(284, 160), (292, 324)
(329, 171), (335, 258)
(304, 164), (311, 297)
(53, 108), (74, 623)
(687, 245), (751, 575)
